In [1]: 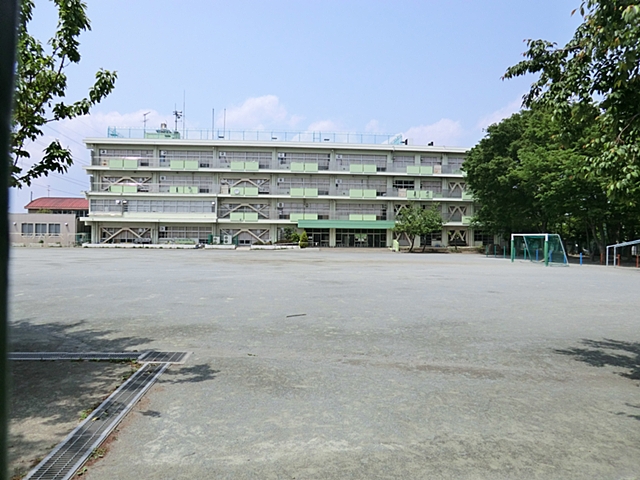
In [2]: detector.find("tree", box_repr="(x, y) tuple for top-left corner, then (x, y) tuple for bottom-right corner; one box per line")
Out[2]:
(298, 231), (309, 249)
(504, 1), (640, 203)
(464, 107), (639, 256)
(394, 203), (443, 252)
(11, 0), (117, 188)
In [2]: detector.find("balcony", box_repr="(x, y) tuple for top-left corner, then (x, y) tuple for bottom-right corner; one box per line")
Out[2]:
(91, 183), (216, 194)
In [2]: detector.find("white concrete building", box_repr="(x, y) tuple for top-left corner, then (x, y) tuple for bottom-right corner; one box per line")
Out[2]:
(83, 128), (489, 248)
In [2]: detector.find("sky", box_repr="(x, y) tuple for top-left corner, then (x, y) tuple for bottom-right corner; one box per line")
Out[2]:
(11, 0), (583, 212)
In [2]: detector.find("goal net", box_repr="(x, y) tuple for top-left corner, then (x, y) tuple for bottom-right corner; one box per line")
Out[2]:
(510, 234), (568, 266)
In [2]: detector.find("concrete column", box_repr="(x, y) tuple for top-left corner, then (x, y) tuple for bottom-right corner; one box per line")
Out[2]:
(151, 225), (159, 244)
(386, 229), (393, 247)
(329, 228), (336, 247)
(91, 223), (99, 243)
(270, 223), (278, 243)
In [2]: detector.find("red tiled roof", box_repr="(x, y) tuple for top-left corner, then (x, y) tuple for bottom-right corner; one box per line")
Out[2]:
(25, 197), (88, 211)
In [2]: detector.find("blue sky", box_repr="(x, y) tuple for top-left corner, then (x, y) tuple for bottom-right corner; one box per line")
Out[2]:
(12, 0), (582, 211)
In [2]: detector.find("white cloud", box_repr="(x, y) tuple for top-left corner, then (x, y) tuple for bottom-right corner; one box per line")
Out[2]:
(403, 119), (464, 146)
(307, 119), (340, 132)
(476, 98), (522, 131)
(365, 119), (382, 133)
(221, 95), (303, 130)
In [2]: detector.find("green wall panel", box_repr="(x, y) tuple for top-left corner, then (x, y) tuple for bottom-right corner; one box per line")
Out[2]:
(349, 214), (364, 221)
(123, 159), (138, 169)
(290, 188), (305, 197)
(350, 164), (363, 173)
(304, 188), (318, 197)
(363, 164), (377, 173)
(244, 212), (259, 221)
(363, 189), (376, 198)
(245, 161), (259, 171)
(109, 159), (124, 169)
(290, 213), (304, 222)
(170, 160), (184, 170)
(349, 189), (363, 198)
(407, 165), (420, 175)
(304, 163), (318, 172)
(244, 187), (259, 196)
(230, 161), (245, 171)
(420, 166), (433, 175)
(184, 160), (198, 170)
(291, 162), (305, 172)
(230, 212), (244, 221)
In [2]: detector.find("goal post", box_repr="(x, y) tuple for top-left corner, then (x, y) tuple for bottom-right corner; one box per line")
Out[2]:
(510, 233), (568, 266)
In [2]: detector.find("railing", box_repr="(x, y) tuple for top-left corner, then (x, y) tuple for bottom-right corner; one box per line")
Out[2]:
(92, 183), (217, 194)
(105, 127), (405, 145)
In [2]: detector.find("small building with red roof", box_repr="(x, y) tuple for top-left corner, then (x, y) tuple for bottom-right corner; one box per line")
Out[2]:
(10, 197), (90, 247)
(24, 197), (88, 216)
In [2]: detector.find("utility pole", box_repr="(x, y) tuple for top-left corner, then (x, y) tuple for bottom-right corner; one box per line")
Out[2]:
(172, 105), (182, 133)
(143, 111), (150, 133)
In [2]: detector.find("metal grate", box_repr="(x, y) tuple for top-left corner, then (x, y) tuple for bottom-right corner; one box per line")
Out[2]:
(138, 351), (191, 364)
(9, 352), (142, 361)
(25, 363), (167, 480)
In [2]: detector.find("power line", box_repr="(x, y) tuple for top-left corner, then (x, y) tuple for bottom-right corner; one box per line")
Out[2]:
(31, 182), (82, 197)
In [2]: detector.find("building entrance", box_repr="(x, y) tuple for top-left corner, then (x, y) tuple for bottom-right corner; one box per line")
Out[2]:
(336, 229), (387, 248)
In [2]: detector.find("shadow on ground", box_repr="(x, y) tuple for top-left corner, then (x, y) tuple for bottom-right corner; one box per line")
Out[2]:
(9, 319), (154, 353)
(8, 319), (154, 478)
(160, 363), (220, 384)
(556, 338), (640, 380)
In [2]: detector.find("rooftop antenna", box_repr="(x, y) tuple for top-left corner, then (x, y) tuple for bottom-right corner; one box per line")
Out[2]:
(182, 90), (186, 137)
(172, 105), (182, 133)
(211, 108), (215, 139)
(142, 111), (151, 133)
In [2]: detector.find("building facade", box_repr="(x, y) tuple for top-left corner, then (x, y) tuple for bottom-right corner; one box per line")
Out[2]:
(83, 132), (487, 248)
(10, 212), (79, 247)
(10, 197), (90, 247)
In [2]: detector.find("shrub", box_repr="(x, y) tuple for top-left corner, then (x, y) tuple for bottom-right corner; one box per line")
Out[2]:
(298, 231), (309, 248)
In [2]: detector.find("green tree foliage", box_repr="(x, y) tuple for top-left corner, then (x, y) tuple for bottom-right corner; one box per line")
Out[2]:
(298, 230), (309, 249)
(393, 203), (443, 252)
(11, 0), (117, 188)
(464, 108), (639, 255)
(504, 0), (640, 202)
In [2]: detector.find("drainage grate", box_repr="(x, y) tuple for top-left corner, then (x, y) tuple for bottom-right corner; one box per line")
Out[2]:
(138, 351), (191, 364)
(24, 363), (167, 480)
(9, 352), (142, 361)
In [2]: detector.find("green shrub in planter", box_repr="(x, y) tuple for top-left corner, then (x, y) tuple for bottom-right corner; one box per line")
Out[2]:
(299, 231), (309, 248)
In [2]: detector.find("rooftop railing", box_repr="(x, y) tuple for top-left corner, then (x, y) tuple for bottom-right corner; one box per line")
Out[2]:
(105, 127), (406, 145)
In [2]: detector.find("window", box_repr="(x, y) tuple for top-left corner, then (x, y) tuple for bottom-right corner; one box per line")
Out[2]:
(35, 223), (47, 236)
(48, 224), (61, 235)
(21, 223), (33, 235)
(393, 180), (414, 190)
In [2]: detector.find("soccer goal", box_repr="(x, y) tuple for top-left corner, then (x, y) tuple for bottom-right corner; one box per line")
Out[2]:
(510, 233), (568, 266)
